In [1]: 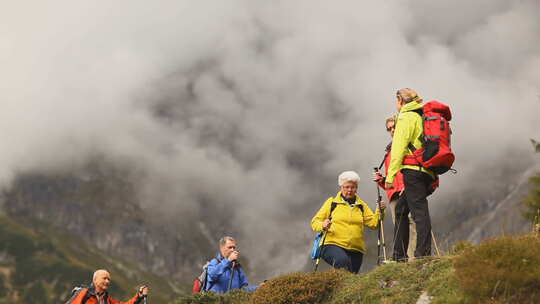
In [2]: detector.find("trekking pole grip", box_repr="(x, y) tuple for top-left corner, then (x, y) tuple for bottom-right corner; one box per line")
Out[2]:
(373, 168), (382, 201)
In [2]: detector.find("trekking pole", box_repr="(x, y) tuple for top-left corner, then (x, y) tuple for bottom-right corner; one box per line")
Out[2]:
(431, 231), (441, 257)
(314, 215), (333, 272)
(534, 209), (540, 236)
(377, 221), (382, 265)
(227, 262), (236, 292)
(138, 286), (148, 304)
(374, 167), (387, 265)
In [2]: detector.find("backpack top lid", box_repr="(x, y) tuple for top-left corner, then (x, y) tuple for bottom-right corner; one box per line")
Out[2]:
(423, 100), (452, 121)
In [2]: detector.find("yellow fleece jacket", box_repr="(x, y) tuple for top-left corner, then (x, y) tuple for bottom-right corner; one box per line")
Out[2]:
(311, 192), (380, 254)
(386, 101), (435, 183)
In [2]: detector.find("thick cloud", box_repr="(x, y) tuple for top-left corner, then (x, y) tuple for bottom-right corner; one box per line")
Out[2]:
(1, 0), (539, 279)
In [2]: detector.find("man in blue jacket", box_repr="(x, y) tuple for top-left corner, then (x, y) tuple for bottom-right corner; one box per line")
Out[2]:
(205, 236), (258, 293)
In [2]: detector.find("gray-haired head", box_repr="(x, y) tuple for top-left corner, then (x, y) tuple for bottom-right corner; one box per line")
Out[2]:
(338, 171), (360, 187)
(93, 269), (109, 282)
(219, 236), (236, 247)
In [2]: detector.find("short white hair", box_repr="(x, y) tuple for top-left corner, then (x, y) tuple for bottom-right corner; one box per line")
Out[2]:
(93, 269), (109, 281)
(338, 171), (360, 186)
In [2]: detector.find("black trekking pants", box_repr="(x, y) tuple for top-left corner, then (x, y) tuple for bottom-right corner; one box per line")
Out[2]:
(393, 169), (433, 261)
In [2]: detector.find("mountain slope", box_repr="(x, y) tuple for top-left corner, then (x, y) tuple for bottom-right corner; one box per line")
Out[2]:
(0, 215), (177, 304)
(445, 162), (539, 245)
(1, 162), (219, 280)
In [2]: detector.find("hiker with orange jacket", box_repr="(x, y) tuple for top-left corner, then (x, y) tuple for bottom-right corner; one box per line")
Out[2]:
(65, 269), (148, 304)
(372, 116), (414, 257)
(385, 88), (438, 261)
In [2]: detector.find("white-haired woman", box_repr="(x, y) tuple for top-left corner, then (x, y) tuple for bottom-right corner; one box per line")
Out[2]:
(311, 171), (385, 273)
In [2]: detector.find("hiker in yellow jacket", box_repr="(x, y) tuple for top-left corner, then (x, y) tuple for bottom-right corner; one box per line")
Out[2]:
(311, 171), (385, 273)
(386, 88), (437, 261)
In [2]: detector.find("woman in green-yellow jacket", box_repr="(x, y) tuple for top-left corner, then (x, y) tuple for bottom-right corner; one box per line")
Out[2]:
(311, 171), (385, 273)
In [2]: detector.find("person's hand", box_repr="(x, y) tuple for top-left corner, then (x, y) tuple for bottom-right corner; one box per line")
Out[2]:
(385, 182), (394, 189)
(372, 172), (384, 183)
(138, 285), (149, 297)
(229, 250), (239, 262)
(378, 200), (386, 211)
(322, 219), (332, 230)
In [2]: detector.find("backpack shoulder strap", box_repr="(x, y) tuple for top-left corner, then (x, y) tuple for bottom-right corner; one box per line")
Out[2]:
(408, 108), (425, 152)
(201, 260), (214, 292)
(81, 288), (91, 304)
(198, 261), (210, 280)
(65, 287), (89, 304)
(353, 200), (364, 213)
(411, 108), (423, 116)
(326, 202), (338, 220)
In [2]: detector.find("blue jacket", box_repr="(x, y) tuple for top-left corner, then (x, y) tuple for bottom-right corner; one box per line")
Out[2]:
(205, 253), (257, 293)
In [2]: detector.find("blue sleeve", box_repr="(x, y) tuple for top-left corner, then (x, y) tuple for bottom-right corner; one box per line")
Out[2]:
(244, 285), (258, 292)
(239, 268), (258, 291)
(206, 258), (232, 283)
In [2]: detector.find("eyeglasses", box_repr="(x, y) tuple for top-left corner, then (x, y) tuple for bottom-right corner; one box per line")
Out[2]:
(386, 126), (395, 132)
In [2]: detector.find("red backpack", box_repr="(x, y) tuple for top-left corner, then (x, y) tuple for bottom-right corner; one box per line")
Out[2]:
(403, 101), (455, 175)
(192, 261), (210, 294)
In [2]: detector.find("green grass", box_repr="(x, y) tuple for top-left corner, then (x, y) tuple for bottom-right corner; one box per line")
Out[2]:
(175, 259), (457, 304)
(453, 235), (540, 304)
(329, 257), (460, 304)
(174, 290), (252, 304)
(174, 234), (540, 304)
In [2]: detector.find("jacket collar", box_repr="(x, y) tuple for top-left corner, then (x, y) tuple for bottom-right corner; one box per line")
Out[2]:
(399, 100), (423, 113)
(88, 284), (108, 298)
(87, 284), (96, 296)
(216, 253), (225, 261)
(333, 191), (362, 206)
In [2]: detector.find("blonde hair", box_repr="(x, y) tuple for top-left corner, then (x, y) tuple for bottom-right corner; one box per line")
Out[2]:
(385, 115), (396, 128)
(397, 88), (423, 104)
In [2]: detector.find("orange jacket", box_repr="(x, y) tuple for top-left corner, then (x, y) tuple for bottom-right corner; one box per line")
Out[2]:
(377, 143), (405, 201)
(67, 287), (142, 304)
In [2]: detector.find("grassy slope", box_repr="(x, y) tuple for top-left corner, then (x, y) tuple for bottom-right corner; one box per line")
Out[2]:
(174, 234), (540, 304)
(0, 216), (179, 304)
